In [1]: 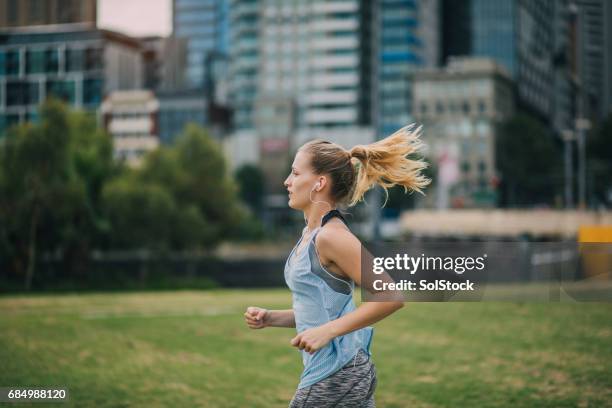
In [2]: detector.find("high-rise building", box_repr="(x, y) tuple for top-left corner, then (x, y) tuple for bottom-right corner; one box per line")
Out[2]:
(413, 57), (515, 208)
(230, 0), (375, 136)
(0, 26), (145, 135)
(376, 0), (440, 137)
(228, 0), (260, 131)
(0, 0), (97, 28)
(173, 0), (230, 89)
(574, 0), (612, 120)
(551, 0), (577, 134)
(441, 0), (556, 123)
(228, 0), (376, 193)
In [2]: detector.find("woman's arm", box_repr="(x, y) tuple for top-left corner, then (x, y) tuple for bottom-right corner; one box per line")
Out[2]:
(290, 226), (403, 353)
(266, 309), (296, 328)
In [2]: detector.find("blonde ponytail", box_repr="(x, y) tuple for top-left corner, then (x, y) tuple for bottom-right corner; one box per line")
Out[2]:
(347, 124), (430, 207)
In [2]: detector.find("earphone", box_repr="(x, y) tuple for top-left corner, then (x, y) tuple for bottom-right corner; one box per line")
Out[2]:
(305, 180), (333, 227)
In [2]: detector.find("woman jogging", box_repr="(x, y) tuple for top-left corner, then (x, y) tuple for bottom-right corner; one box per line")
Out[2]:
(244, 124), (430, 407)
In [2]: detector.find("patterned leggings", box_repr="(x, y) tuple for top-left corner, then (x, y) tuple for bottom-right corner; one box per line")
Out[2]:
(288, 350), (377, 408)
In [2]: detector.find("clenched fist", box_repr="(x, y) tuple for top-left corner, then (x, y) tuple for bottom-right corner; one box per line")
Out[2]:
(244, 306), (269, 329)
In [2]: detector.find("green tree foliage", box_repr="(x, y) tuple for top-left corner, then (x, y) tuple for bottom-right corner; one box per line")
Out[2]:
(234, 164), (265, 214)
(495, 114), (563, 207)
(102, 123), (245, 250)
(0, 98), (116, 288)
(0, 101), (254, 289)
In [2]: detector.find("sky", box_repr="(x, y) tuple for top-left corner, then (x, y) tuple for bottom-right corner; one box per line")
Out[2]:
(97, 0), (172, 37)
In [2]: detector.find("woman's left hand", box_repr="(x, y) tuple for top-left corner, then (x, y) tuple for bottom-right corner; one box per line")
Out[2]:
(290, 325), (334, 354)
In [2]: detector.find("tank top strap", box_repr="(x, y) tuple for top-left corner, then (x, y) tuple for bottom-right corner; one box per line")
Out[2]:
(321, 209), (349, 228)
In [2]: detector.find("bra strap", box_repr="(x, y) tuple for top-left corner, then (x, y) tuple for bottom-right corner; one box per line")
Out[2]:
(321, 209), (349, 228)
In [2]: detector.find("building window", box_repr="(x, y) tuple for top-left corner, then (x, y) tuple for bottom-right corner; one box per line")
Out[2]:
(85, 48), (103, 71)
(436, 101), (444, 114)
(26, 48), (59, 74)
(57, 0), (77, 23)
(65, 48), (85, 72)
(26, 49), (45, 74)
(83, 78), (103, 106)
(29, 0), (45, 22)
(462, 101), (470, 114)
(478, 100), (486, 114)
(1, 50), (21, 76)
(46, 79), (76, 105)
(6, 80), (39, 106)
(7, 0), (19, 23)
(478, 161), (486, 173)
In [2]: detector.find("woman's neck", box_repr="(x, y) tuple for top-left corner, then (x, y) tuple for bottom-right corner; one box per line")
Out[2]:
(304, 205), (335, 232)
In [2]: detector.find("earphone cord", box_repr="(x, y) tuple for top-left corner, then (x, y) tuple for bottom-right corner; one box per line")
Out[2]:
(304, 189), (335, 227)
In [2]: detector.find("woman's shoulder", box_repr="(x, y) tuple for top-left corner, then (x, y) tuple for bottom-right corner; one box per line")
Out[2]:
(316, 219), (359, 252)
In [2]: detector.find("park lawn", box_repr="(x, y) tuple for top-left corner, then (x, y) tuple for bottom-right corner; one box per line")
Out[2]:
(0, 289), (610, 407)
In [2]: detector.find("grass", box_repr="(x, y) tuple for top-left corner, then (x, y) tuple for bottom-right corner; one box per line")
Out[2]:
(0, 289), (611, 407)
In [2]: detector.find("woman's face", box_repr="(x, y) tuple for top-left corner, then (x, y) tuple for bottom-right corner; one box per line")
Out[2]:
(284, 150), (319, 210)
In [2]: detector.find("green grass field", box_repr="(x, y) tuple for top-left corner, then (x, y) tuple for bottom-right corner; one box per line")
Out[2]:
(1, 289), (611, 407)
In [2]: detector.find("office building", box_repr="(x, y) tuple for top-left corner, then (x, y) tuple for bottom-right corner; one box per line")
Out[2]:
(100, 90), (160, 167)
(574, 0), (612, 120)
(0, 26), (145, 135)
(441, 0), (556, 123)
(413, 57), (515, 208)
(0, 0), (97, 29)
(173, 0), (230, 90)
(376, 0), (440, 137)
(228, 0), (376, 194)
(157, 89), (208, 145)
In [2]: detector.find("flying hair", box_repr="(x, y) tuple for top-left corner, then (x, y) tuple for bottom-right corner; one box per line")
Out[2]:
(300, 123), (431, 208)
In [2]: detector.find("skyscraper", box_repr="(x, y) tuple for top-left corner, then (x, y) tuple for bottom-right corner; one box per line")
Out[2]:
(228, 1), (377, 187)
(574, 0), (612, 120)
(441, 0), (557, 124)
(228, 0), (259, 131)
(376, 0), (440, 137)
(173, 0), (230, 90)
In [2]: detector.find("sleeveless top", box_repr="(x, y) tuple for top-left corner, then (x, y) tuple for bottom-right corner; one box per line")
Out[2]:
(284, 210), (374, 389)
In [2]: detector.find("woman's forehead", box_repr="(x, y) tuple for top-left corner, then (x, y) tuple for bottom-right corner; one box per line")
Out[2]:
(293, 150), (311, 168)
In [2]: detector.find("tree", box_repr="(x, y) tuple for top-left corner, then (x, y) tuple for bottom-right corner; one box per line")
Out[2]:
(234, 164), (265, 214)
(0, 99), (81, 289)
(103, 123), (246, 250)
(495, 114), (563, 207)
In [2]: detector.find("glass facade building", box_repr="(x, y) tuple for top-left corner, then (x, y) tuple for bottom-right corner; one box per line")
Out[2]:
(0, 28), (144, 136)
(0, 30), (104, 135)
(173, 0), (230, 89)
(442, 0), (556, 122)
(377, 0), (439, 137)
(228, 0), (259, 130)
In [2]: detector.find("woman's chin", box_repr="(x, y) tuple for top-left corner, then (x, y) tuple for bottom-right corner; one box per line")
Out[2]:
(288, 197), (303, 210)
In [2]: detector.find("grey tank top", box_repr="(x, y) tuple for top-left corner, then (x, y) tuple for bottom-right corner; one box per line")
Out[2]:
(284, 211), (374, 389)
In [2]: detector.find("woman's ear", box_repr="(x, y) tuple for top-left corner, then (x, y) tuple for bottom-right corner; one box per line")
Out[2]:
(317, 177), (328, 191)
